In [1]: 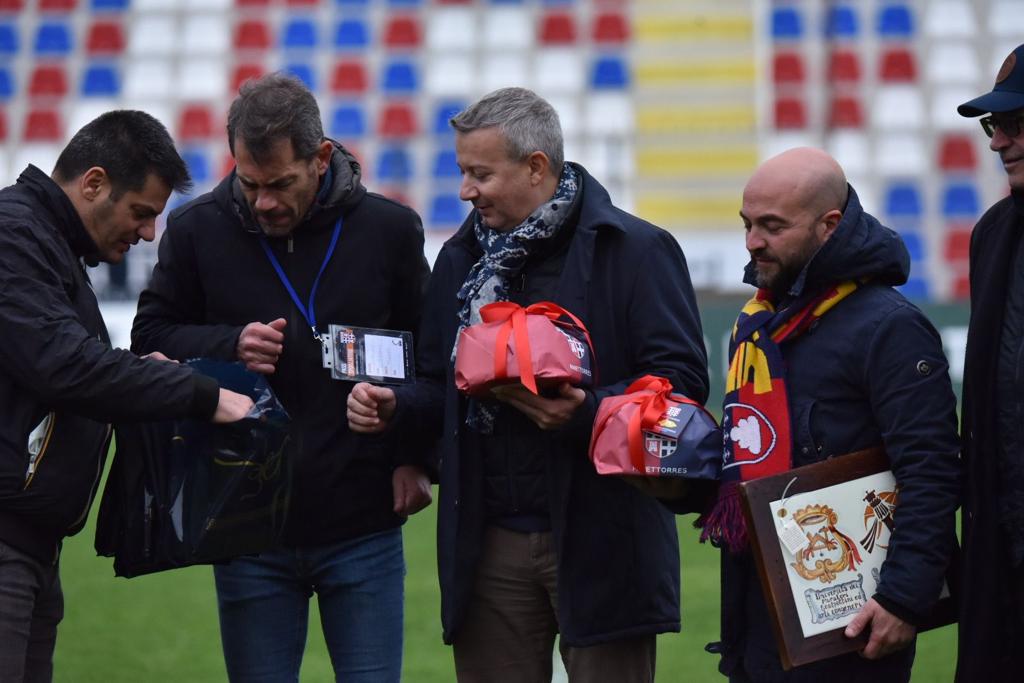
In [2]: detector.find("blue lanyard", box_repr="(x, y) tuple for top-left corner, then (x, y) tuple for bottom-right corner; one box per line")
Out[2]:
(258, 218), (343, 340)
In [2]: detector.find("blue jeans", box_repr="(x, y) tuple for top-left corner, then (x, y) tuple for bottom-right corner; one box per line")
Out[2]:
(213, 528), (405, 683)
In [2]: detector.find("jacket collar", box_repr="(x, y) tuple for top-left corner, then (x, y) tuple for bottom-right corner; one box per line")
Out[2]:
(16, 164), (99, 262)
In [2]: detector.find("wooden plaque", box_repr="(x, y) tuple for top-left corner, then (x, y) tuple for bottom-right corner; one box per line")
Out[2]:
(738, 447), (957, 670)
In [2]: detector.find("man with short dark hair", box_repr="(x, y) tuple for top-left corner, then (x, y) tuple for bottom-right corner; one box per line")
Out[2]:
(704, 147), (959, 682)
(955, 42), (1024, 680)
(132, 73), (431, 682)
(348, 87), (709, 682)
(0, 109), (253, 682)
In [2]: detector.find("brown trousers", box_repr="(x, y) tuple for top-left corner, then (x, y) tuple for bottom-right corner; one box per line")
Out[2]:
(452, 526), (656, 683)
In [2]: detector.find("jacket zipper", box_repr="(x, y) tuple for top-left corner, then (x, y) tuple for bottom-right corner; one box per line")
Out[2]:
(69, 424), (113, 529)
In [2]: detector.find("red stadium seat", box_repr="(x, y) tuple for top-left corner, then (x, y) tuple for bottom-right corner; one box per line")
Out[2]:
(951, 273), (970, 300)
(0, 0), (23, 10)
(24, 109), (61, 141)
(28, 65), (68, 97)
(378, 103), (417, 137)
(880, 47), (917, 82)
(40, 0), (76, 10)
(178, 105), (215, 141)
(0, 109), (7, 141)
(540, 12), (576, 45)
(773, 52), (805, 84)
(828, 96), (864, 128)
(593, 13), (628, 44)
(235, 0), (270, 7)
(286, 0), (319, 6)
(234, 20), (270, 51)
(383, 16), (420, 48)
(86, 21), (124, 54)
(231, 64), (264, 94)
(938, 134), (977, 171)
(774, 98), (806, 129)
(827, 49), (860, 82)
(944, 227), (972, 264)
(331, 60), (367, 94)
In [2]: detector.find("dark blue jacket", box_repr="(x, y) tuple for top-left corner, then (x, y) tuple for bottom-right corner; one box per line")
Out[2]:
(394, 164), (709, 646)
(719, 187), (961, 681)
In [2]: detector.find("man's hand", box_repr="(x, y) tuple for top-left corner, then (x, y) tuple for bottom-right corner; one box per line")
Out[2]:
(347, 382), (397, 434)
(213, 388), (254, 423)
(490, 382), (585, 430)
(844, 598), (916, 659)
(237, 318), (287, 374)
(392, 465), (432, 517)
(140, 351), (177, 363)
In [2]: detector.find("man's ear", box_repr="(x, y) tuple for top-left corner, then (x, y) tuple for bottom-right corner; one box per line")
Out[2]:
(315, 140), (333, 175)
(527, 151), (551, 186)
(79, 166), (108, 202)
(820, 209), (843, 242)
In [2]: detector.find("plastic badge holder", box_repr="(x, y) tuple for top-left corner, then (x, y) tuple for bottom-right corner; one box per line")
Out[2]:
(320, 324), (415, 385)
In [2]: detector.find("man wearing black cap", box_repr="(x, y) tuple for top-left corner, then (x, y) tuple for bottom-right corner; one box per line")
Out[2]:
(956, 43), (1024, 680)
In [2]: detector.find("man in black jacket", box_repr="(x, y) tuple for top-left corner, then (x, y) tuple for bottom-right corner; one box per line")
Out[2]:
(131, 73), (431, 682)
(0, 110), (253, 682)
(348, 87), (709, 682)
(955, 42), (1024, 680)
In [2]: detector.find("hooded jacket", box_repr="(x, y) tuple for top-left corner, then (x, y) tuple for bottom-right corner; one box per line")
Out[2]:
(131, 144), (431, 547)
(0, 165), (219, 564)
(393, 163), (710, 646)
(717, 186), (961, 680)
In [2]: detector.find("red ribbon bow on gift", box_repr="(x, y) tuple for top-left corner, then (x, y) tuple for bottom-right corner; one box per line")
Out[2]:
(618, 375), (704, 472)
(479, 301), (594, 395)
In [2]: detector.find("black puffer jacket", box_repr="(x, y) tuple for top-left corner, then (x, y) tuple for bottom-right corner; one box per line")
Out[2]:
(0, 166), (219, 564)
(132, 144), (431, 547)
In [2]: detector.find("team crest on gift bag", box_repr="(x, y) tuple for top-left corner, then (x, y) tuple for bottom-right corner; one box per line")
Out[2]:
(643, 431), (677, 459)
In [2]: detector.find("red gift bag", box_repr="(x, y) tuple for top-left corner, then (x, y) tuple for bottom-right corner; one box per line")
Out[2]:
(454, 301), (595, 397)
(589, 375), (721, 479)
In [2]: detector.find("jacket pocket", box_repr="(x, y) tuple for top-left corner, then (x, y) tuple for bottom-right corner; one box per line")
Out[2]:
(792, 399), (821, 466)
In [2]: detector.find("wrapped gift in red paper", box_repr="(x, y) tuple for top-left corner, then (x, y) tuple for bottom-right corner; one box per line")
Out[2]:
(454, 301), (595, 398)
(590, 375), (721, 479)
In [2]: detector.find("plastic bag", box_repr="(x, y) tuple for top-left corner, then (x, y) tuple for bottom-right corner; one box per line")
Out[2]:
(95, 360), (292, 578)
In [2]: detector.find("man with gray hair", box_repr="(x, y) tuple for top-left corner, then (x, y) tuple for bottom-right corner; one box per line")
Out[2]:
(132, 73), (432, 682)
(348, 87), (709, 681)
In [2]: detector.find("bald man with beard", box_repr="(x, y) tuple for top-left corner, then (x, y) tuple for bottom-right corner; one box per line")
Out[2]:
(702, 148), (960, 682)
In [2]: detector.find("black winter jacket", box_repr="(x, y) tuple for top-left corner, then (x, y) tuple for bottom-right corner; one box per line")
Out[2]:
(393, 164), (710, 646)
(0, 166), (219, 564)
(131, 145), (431, 547)
(718, 187), (961, 681)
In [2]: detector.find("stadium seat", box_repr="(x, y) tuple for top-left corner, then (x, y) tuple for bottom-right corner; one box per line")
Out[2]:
(331, 60), (367, 94)
(483, 7), (532, 49)
(180, 149), (211, 184)
(24, 109), (62, 141)
(381, 59), (419, 94)
(86, 21), (124, 54)
(235, 20), (271, 51)
(772, 52), (805, 84)
(931, 87), (978, 131)
(771, 6), (803, 39)
(988, 2), (1024, 37)
(951, 273), (969, 299)
(134, 0), (177, 10)
(426, 9), (476, 50)
(384, 16), (421, 48)
(925, 1), (974, 37)
(231, 64), (264, 94)
(535, 49), (583, 92)
(425, 55), (475, 95)
(0, 67), (12, 99)
(179, 59), (226, 100)
(124, 61), (172, 99)
(330, 104), (366, 138)
(926, 43), (980, 84)
(376, 147), (412, 182)
(185, 0), (231, 8)
(0, 23), (16, 55)
(884, 183), (922, 218)
(178, 105), (215, 141)
(40, 0), (76, 11)
(390, 0), (422, 5)
(282, 18), (318, 49)
(584, 93), (632, 135)
(334, 19), (370, 50)
(540, 12), (576, 44)
(236, 0), (270, 6)
(593, 12), (628, 43)
(335, 0), (368, 5)
(942, 182), (980, 218)
(944, 228), (972, 263)
(0, 0), (22, 9)
(826, 131), (869, 174)
(825, 4), (859, 38)
(877, 3), (914, 38)
(591, 56), (629, 89)
(91, 0), (129, 9)
(872, 86), (924, 129)
(430, 194), (464, 226)
(877, 135), (927, 174)
(81, 63), (119, 96)
(900, 231), (925, 261)
(774, 98), (807, 129)
(828, 96), (864, 128)
(379, 103), (417, 137)
(897, 278), (930, 300)
(938, 134), (977, 170)
(128, 16), (176, 56)
(28, 65), (67, 97)
(0, 109), (6, 140)
(432, 149), (460, 179)
(879, 47), (917, 82)
(34, 22), (72, 56)
(184, 16), (229, 55)
(287, 0), (320, 6)
(481, 54), (529, 91)
(827, 49), (861, 82)
(432, 100), (464, 134)
(284, 63), (316, 91)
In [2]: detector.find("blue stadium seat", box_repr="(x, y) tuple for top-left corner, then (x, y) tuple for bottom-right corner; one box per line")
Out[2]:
(430, 194), (464, 226)
(941, 182), (980, 218)
(771, 7), (803, 39)
(0, 23), (17, 56)
(335, 0), (368, 6)
(91, 0), (128, 10)
(884, 183), (922, 218)
(0, 67), (13, 99)
(330, 103), (366, 137)
(282, 17), (317, 49)
(897, 278), (929, 300)
(34, 22), (72, 56)
(591, 56), (629, 89)
(877, 3), (914, 38)
(334, 19), (369, 50)
(900, 231), (925, 261)
(432, 149), (460, 179)
(284, 63), (316, 91)
(376, 147), (412, 182)
(825, 5), (859, 38)
(81, 64), (120, 96)
(381, 60), (419, 94)
(433, 100), (465, 134)
(388, 0), (422, 6)
(181, 149), (211, 185)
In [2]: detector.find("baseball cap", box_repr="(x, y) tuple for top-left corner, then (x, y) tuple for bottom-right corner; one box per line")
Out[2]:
(958, 44), (1024, 117)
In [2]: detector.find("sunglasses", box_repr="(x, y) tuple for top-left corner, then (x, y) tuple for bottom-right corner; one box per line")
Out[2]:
(980, 113), (1024, 138)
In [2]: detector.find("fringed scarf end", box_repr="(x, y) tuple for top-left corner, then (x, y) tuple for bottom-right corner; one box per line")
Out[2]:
(694, 482), (749, 553)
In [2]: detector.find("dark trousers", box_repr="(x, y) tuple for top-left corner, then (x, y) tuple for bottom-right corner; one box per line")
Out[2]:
(453, 526), (656, 683)
(0, 540), (62, 683)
